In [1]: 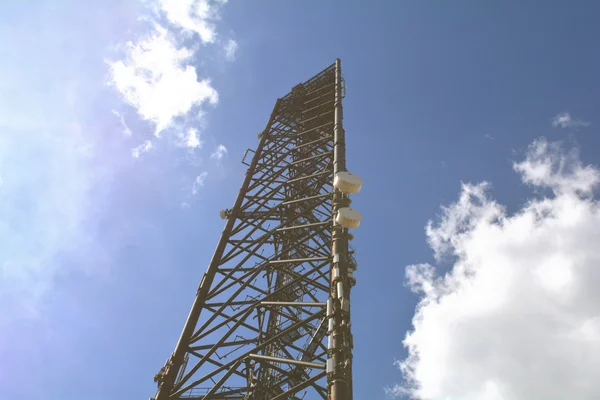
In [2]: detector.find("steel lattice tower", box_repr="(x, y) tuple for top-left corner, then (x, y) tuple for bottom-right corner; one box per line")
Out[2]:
(151, 59), (363, 400)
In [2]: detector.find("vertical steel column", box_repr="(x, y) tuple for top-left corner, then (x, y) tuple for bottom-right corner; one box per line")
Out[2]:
(154, 100), (281, 400)
(328, 58), (353, 400)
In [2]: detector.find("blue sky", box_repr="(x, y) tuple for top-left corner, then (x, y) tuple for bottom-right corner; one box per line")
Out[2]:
(2, 1), (600, 399)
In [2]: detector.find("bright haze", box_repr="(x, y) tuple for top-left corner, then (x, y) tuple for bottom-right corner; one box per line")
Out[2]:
(1, 2), (600, 400)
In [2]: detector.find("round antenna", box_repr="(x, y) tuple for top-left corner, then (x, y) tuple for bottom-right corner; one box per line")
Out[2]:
(219, 209), (229, 220)
(334, 172), (363, 194)
(336, 208), (362, 229)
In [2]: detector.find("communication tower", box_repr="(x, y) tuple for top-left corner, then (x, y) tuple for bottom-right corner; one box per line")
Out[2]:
(151, 59), (363, 400)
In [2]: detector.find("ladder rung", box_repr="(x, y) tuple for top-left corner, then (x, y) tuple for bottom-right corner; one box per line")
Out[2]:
(292, 135), (331, 152)
(290, 151), (332, 165)
(248, 354), (326, 370)
(301, 110), (334, 125)
(278, 121), (333, 139)
(276, 221), (330, 232)
(304, 82), (335, 98)
(281, 192), (332, 206)
(269, 256), (329, 265)
(260, 302), (326, 307)
(286, 170), (332, 184)
(303, 99), (335, 114)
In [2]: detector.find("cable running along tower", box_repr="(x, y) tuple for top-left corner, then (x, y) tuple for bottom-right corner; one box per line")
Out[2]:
(152, 59), (363, 400)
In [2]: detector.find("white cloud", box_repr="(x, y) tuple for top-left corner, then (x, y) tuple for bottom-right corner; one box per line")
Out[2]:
(111, 110), (132, 136)
(185, 128), (203, 149)
(390, 138), (600, 400)
(484, 133), (496, 141)
(210, 144), (228, 159)
(108, 24), (218, 136)
(156, 0), (227, 43)
(132, 140), (154, 158)
(551, 112), (590, 129)
(224, 39), (238, 61)
(192, 171), (208, 194)
(514, 138), (599, 196)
